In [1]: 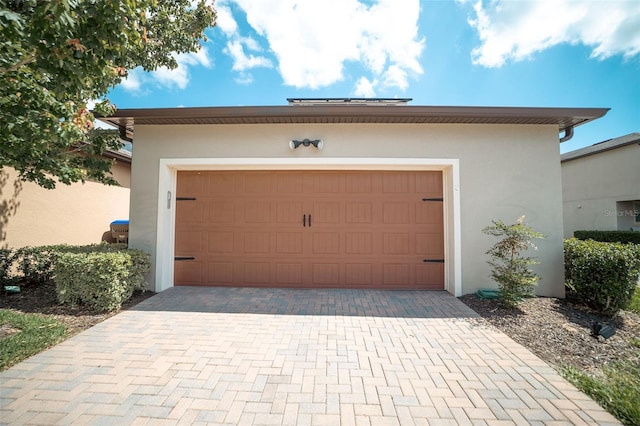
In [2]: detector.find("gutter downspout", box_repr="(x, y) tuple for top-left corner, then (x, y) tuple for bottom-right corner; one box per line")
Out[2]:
(559, 126), (574, 143)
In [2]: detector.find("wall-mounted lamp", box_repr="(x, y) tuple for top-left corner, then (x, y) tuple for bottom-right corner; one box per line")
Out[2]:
(289, 138), (323, 150)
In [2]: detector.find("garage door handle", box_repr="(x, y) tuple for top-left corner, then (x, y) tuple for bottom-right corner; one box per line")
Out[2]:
(308, 215), (312, 227)
(423, 259), (445, 263)
(303, 214), (306, 227)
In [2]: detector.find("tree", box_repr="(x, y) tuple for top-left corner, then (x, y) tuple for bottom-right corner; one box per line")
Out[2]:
(0, 0), (216, 189)
(482, 216), (544, 307)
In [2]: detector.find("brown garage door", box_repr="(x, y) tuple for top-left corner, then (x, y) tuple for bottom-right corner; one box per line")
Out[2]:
(174, 170), (444, 289)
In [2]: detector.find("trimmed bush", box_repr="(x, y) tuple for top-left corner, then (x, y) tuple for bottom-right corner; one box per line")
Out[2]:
(54, 249), (150, 312)
(483, 216), (544, 307)
(0, 248), (15, 286)
(564, 238), (640, 315)
(574, 230), (640, 244)
(13, 245), (63, 283)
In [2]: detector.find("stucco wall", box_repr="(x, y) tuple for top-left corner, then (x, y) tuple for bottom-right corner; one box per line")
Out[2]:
(0, 162), (131, 249)
(562, 143), (640, 237)
(129, 122), (564, 297)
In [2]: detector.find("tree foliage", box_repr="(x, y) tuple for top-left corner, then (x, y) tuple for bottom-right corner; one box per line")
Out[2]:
(483, 216), (545, 307)
(1, 0), (216, 188)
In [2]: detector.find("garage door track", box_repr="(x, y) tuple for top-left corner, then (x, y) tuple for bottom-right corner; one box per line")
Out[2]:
(0, 287), (619, 425)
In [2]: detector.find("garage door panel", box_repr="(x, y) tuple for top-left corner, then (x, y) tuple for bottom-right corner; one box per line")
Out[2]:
(175, 230), (204, 254)
(416, 232), (445, 257)
(245, 201), (272, 223)
(313, 174), (340, 193)
(276, 202), (304, 224)
(383, 173), (410, 193)
(175, 261), (202, 285)
(276, 232), (303, 254)
(383, 264), (410, 286)
(312, 232), (340, 254)
(345, 263), (373, 285)
(176, 202), (204, 225)
(208, 173), (235, 193)
(175, 170), (444, 289)
(208, 231), (234, 253)
(276, 263), (302, 284)
(243, 232), (271, 254)
(415, 202), (443, 224)
(243, 262), (271, 284)
(312, 263), (340, 285)
(383, 233), (410, 254)
(208, 262), (234, 283)
(416, 262), (445, 289)
(345, 203), (373, 224)
(209, 202), (234, 224)
(383, 203), (410, 224)
(345, 232), (372, 254)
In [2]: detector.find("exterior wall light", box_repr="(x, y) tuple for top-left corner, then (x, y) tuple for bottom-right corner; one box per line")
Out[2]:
(289, 139), (323, 150)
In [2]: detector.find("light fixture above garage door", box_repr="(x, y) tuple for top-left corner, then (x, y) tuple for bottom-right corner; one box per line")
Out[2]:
(289, 138), (323, 150)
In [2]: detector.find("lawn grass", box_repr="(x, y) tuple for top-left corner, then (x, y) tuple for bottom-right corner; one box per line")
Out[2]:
(628, 288), (640, 314)
(0, 309), (67, 371)
(561, 346), (640, 426)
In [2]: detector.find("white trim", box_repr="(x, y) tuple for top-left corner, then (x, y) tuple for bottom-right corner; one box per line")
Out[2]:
(156, 158), (462, 296)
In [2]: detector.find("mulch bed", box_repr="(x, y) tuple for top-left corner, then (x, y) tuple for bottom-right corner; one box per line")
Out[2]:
(459, 294), (640, 374)
(0, 281), (155, 337)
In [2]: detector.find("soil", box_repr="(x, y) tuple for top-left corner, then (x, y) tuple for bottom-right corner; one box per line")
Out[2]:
(1, 282), (639, 377)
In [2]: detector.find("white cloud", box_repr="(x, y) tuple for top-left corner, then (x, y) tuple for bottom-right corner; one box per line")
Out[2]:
(120, 47), (213, 92)
(224, 39), (273, 71)
(464, 0), (640, 67)
(120, 68), (143, 91)
(223, 0), (425, 92)
(354, 77), (377, 97)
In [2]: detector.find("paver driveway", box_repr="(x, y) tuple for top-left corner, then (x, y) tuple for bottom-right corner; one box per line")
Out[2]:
(1, 287), (619, 425)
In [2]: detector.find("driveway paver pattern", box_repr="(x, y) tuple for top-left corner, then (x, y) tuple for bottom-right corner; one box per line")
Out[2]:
(0, 287), (620, 425)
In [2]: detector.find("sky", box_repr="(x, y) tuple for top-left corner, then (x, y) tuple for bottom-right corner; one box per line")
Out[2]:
(106, 0), (640, 153)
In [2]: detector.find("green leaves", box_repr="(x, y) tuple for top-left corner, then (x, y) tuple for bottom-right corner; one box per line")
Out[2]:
(564, 238), (640, 315)
(483, 216), (545, 307)
(1, 0), (216, 188)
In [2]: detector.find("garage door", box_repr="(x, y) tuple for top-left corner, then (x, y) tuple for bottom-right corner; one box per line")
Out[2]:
(174, 171), (444, 289)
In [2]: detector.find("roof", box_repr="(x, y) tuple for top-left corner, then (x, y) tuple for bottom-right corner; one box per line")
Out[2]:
(97, 103), (609, 142)
(561, 132), (640, 163)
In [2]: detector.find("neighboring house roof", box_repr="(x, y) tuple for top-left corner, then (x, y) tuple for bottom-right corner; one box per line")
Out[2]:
(561, 132), (640, 163)
(98, 102), (609, 142)
(104, 147), (132, 165)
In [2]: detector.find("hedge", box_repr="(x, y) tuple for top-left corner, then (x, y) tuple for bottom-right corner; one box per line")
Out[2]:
(55, 250), (150, 312)
(574, 230), (640, 244)
(1, 244), (150, 312)
(564, 238), (640, 315)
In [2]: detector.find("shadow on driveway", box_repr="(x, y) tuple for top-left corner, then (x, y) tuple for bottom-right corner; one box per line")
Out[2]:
(131, 286), (479, 319)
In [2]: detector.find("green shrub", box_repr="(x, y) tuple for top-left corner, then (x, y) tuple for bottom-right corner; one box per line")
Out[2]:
(574, 230), (640, 244)
(13, 245), (61, 283)
(483, 216), (544, 307)
(564, 238), (640, 315)
(54, 249), (150, 312)
(0, 248), (16, 286)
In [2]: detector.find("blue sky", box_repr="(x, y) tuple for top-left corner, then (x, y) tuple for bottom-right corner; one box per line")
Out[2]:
(106, 0), (640, 153)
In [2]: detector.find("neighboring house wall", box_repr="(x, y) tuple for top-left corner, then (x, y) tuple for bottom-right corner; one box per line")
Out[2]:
(562, 138), (640, 238)
(0, 161), (131, 248)
(129, 123), (565, 297)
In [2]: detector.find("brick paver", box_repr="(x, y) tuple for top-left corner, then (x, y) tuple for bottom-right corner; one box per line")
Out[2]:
(0, 287), (620, 425)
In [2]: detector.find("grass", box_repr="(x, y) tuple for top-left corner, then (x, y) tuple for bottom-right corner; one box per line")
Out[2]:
(628, 288), (640, 314)
(0, 309), (68, 371)
(561, 339), (640, 426)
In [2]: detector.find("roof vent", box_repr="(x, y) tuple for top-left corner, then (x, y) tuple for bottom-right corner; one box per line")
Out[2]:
(287, 98), (412, 106)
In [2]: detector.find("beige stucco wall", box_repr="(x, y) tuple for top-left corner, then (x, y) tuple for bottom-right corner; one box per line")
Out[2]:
(0, 162), (131, 249)
(129, 122), (565, 297)
(562, 143), (640, 237)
